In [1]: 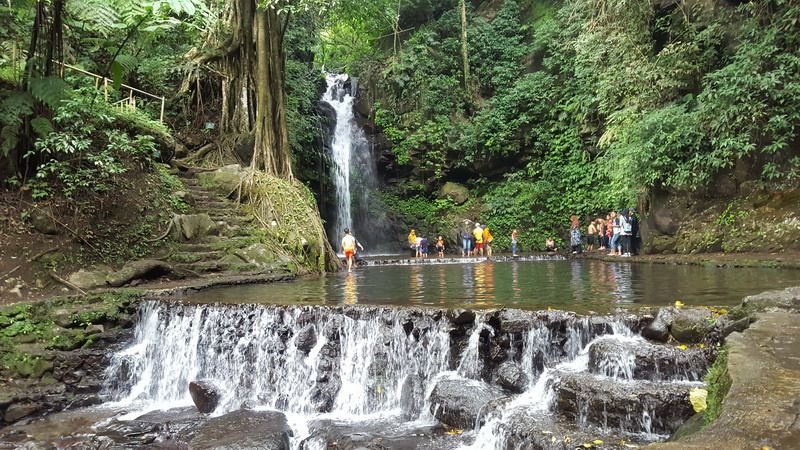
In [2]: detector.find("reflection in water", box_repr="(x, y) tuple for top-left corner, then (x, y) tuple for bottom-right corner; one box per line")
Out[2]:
(474, 262), (495, 306)
(610, 263), (633, 304)
(343, 273), (358, 305)
(511, 261), (521, 301)
(437, 265), (447, 304)
(408, 264), (424, 305)
(187, 260), (799, 314)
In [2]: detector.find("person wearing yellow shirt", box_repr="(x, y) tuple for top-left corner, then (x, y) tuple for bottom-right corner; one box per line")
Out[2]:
(407, 229), (417, 257)
(472, 223), (484, 257)
(483, 226), (494, 258)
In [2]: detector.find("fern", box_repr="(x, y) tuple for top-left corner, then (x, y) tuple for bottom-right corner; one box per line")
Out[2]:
(0, 91), (34, 126)
(29, 76), (67, 109)
(66, 0), (120, 37)
(30, 117), (54, 137)
(111, 54), (139, 89)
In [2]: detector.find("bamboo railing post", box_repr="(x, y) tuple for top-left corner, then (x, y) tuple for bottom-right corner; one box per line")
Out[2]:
(103, 78), (109, 102)
(160, 97), (165, 123)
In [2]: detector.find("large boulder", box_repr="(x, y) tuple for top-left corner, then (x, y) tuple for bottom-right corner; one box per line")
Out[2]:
(438, 182), (469, 205)
(188, 409), (291, 450)
(498, 410), (634, 450)
(429, 377), (504, 429)
(67, 269), (109, 290)
(197, 164), (244, 195)
(553, 372), (693, 435)
(233, 243), (278, 269)
(494, 361), (529, 393)
(172, 213), (219, 241)
(189, 380), (221, 414)
(671, 308), (713, 343)
(29, 208), (60, 235)
(106, 259), (172, 287)
(588, 337), (711, 381)
(642, 307), (678, 342)
(742, 286), (800, 312)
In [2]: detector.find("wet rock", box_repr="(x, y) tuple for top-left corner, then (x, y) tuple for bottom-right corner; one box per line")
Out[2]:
(671, 308), (713, 343)
(106, 259), (172, 287)
(189, 380), (220, 413)
(741, 286), (800, 312)
(429, 377), (504, 429)
(84, 324), (104, 335)
(301, 418), (445, 450)
(448, 309), (476, 326)
(501, 410), (635, 450)
(4, 402), (42, 422)
(718, 316), (751, 339)
(494, 361), (529, 393)
(189, 409), (291, 450)
(642, 307), (678, 342)
(67, 269), (109, 290)
(588, 337), (710, 381)
(496, 309), (534, 333)
(399, 375), (424, 420)
(294, 324), (317, 354)
(553, 372), (693, 435)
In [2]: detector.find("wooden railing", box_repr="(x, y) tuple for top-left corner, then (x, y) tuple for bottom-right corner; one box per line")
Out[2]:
(55, 61), (166, 123)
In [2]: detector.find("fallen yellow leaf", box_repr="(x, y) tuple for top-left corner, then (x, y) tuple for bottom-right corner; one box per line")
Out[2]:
(677, 344), (688, 350)
(675, 300), (685, 308)
(583, 444), (593, 449)
(699, 343), (705, 349)
(593, 440), (604, 445)
(690, 387), (708, 413)
(445, 428), (463, 435)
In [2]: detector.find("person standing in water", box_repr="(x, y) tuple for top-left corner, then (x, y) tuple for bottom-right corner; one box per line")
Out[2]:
(483, 226), (494, 258)
(472, 223), (484, 257)
(436, 235), (445, 258)
(341, 228), (364, 273)
(511, 229), (519, 256)
(407, 229), (417, 257)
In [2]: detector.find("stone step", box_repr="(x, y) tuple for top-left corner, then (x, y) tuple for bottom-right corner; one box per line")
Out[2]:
(553, 371), (695, 435)
(588, 336), (711, 381)
(196, 201), (239, 210)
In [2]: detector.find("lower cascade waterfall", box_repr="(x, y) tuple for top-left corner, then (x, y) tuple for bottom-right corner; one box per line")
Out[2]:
(104, 301), (707, 448)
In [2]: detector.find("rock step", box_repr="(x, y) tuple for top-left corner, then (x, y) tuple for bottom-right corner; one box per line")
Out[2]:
(553, 371), (695, 435)
(196, 201), (239, 210)
(588, 336), (711, 381)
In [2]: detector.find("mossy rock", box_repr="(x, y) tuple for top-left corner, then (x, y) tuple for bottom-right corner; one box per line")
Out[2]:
(438, 182), (469, 205)
(198, 164), (244, 195)
(67, 269), (110, 290)
(671, 308), (713, 343)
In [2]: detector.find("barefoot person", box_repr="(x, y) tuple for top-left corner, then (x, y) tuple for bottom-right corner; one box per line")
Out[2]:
(436, 235), (445, 258)
(341, 228), (363, 272)
(511, 229), (519, 256)
(473, 223), (484, 257)
(483, 226), (494, 258)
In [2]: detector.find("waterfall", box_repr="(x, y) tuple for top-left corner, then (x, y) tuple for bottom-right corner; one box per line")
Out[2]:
(320, 73), (388, 250)
(103, 302), (700, 449)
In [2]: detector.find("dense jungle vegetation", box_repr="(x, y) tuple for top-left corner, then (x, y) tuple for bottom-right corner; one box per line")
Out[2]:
(1, 0), (799, 255)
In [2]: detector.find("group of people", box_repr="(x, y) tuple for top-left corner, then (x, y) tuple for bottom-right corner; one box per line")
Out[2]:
(407, 229), (446, 259)
(459, 223), (496, 258)
(569, 209), (640, 256)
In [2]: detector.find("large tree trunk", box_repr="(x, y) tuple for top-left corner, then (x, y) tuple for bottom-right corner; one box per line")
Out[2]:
(219, 0), (293, 179)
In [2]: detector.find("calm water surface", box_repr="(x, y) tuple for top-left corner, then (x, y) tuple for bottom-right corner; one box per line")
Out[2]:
(187, 259), (799, 313)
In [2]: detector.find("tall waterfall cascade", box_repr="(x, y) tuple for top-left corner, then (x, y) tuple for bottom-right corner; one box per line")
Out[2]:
(320, 73), (389, 251)
(103, 301), (707, 448)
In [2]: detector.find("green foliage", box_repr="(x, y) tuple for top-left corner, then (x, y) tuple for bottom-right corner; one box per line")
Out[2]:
(704, 346), (731, 425)
(28, 93), (161, 199)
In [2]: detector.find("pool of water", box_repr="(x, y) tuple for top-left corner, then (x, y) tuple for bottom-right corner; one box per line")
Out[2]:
(185, 259), (799, 313)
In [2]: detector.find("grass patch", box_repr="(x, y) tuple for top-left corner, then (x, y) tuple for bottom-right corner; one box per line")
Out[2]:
(704, 346), (731, 425)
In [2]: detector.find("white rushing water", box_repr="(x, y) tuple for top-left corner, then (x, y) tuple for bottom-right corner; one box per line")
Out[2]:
(103, 302), (696, 449)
